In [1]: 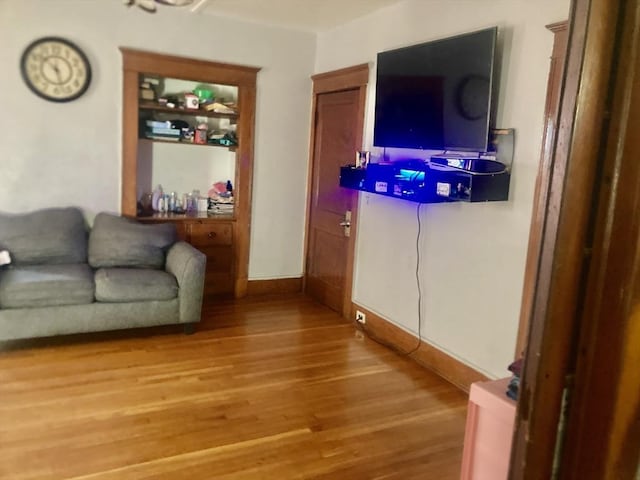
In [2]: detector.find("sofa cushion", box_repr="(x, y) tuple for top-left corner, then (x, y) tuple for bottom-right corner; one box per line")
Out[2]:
(0, 207), (87, 266)
(0, 264), (94, 309)
(88, 213), (176, 269)
(94, 268), (178, 302)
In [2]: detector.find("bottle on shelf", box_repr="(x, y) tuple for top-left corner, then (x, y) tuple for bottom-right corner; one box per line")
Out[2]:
(152, 184), (163, 211)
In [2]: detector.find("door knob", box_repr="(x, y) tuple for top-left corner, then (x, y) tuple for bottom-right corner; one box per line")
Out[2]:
(340, 210), (352, 237)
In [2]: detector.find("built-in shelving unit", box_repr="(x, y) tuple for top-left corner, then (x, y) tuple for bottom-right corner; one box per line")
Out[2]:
(120, 48), (260, 297)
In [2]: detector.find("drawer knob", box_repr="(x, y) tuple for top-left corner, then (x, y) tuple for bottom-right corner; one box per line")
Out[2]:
(208, 232), (217, 238)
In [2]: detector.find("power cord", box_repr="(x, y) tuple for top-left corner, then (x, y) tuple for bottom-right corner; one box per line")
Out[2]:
(356, 202), (423, 357)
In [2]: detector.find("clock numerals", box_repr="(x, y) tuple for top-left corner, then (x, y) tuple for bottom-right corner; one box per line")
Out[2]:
(52, 86), (72, 97)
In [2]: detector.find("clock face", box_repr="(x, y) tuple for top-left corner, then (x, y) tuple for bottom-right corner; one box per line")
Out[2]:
(20, 37), (92, 102)
(455, 75), (490, 121)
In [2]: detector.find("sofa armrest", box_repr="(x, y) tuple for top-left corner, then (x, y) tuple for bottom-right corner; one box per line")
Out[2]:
(165, 241), (206, 324)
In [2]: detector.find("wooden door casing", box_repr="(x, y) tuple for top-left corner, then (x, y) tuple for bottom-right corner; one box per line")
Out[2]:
(509, 0), (640, 476)
(305, 64), (368, 317)
(557, 0), (640, 475)
(514, 21), (568, 358)
(120, 49), (259, 299)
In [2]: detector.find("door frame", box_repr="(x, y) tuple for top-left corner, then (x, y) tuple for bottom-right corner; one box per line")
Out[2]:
(514, 21), (568, 358)
(510, 0), (640, 476)
(303, 64), (369, 318)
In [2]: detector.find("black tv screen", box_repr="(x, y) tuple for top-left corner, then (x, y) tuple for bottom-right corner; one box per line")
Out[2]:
(374, 27), (498, 151)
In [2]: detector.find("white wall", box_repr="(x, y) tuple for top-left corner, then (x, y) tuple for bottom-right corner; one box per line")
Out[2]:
(142, 143), (235, 197)
(316, 0), (570, 378)
(0, 0), (315, 280)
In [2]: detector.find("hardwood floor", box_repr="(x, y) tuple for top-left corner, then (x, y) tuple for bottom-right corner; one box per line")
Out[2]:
(0, 295), (468, 479)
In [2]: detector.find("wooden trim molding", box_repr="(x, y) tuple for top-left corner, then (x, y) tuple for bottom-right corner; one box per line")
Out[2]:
(311, 63), (369, 94)
(546, 20), (570, 33)
(558, 0), (640, 476)
(233, 84), (257, 298)
(120, 48), (260, 86)
(246, 278), (303, 296)
(351, 303), (488, 393)
(514, 20), (568, 358)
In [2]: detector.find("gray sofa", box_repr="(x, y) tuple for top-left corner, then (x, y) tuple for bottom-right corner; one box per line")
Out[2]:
(0, 207), (206, 341)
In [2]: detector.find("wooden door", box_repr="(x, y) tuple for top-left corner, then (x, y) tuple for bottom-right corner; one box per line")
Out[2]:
(304, 64), (368, 315)
(305, 88), (362, 314)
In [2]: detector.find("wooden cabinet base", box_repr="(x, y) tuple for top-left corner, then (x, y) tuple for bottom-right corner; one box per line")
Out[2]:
(204, 273), (235, 296)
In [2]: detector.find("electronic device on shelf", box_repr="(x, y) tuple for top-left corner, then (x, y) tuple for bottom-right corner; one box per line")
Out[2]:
(428, 156), (507, 174)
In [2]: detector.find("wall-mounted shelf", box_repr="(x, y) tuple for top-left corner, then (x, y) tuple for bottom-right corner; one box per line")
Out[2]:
(340, 129), (514, 204)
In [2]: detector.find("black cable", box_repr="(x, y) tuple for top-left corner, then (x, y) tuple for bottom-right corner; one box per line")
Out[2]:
(405, 202), (423, 355)
(356, 202), (423, 357)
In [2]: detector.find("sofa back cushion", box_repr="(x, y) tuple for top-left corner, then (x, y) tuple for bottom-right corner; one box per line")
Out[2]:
(88, 213), (176, 269)
(0, 207), (87, 265)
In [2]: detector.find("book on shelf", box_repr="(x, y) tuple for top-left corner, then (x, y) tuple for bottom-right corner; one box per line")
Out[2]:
(143, 134), (181, 142)
(208, 203), (234, 214)
(146, 120), (172, 129)
(147, 127), (181, 136)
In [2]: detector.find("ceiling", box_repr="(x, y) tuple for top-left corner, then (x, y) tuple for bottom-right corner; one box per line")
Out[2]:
(190, 0), (403, 33)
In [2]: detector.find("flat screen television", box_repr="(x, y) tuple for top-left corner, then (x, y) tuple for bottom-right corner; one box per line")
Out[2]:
(373, 27), (498, 152)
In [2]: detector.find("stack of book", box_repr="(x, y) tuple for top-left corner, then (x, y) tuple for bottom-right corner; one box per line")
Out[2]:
(144, 120), (181, 141)
(208, 202), (234, 215)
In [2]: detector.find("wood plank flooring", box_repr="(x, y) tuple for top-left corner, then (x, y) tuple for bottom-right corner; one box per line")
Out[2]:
(0, 295), (468, 479)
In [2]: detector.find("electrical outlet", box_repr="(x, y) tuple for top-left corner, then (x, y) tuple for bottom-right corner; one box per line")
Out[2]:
(355, 310), (366, 324)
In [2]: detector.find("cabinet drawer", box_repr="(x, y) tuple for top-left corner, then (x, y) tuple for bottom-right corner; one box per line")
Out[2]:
(199, 245), (233, 273)
(189, 222), (232, 246)
(174, 223), (188, 242)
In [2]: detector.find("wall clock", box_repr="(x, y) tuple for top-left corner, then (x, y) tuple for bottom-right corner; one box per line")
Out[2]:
(455, 75), (490, 121)
(20, 37), (92, 103)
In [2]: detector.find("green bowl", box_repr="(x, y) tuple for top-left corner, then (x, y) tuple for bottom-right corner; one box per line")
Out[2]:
(193, 87), (214, 102)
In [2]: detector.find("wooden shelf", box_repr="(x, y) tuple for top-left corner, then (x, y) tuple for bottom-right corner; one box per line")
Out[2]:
(139, 102), (238, 120)
(137, 211), (234, 222)
(139, 137), (237, 151)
